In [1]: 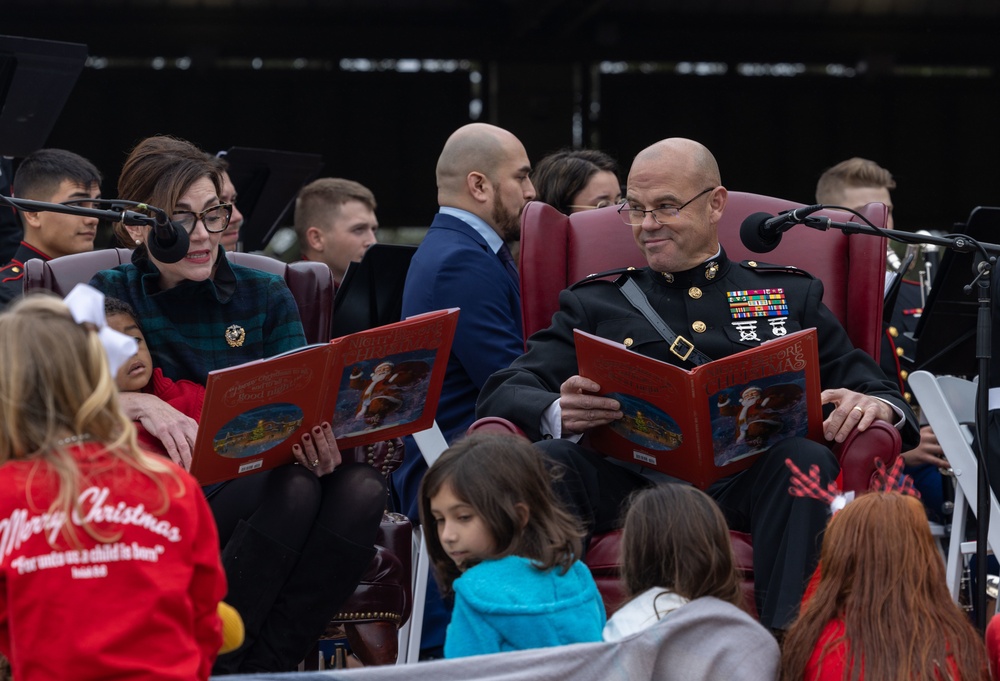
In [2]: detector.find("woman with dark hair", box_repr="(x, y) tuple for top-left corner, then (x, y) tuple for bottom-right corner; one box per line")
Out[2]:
(90, 135), (386, 674)
(530, 149), (621, 215)
(780, 492), (989, 680)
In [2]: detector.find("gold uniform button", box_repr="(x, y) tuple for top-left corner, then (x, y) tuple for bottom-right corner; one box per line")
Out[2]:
(888, 326), (899, 338)
(624, 338), (634, 347)
(692, 321), (707, 333)
(904, 392), (913, 403)
(899, 369), (909, 380)
(896, 347), (905, 357)
(689, 287), (703, 299)
(10, 267), (19, 274)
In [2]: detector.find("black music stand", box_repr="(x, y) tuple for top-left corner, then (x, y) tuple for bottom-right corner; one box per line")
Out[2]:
(0, 35), (87, 157)
(332, 243), (417, 338)
(911, 205), (1000, 632)
(914, 207), (1000, 377)
(220, 147), (323, 252)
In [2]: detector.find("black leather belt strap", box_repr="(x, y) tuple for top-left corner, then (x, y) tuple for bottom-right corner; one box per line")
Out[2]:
(616, 275), (713, 367)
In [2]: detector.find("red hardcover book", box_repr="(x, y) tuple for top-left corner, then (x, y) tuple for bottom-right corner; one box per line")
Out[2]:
(189, 308), (459, 485)
(575, 327), (823, 489)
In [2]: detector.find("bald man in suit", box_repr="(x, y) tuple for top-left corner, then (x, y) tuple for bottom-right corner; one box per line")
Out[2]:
(396, 123), (535, 655)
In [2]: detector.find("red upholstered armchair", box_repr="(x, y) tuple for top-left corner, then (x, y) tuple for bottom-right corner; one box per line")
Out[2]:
(473, 193), (902, 617)
(23, 248), (412, 665)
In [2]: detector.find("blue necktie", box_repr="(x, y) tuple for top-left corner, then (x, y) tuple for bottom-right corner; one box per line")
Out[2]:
(498, 243), (520, 287)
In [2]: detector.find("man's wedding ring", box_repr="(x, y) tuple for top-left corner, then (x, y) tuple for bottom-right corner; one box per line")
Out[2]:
(851, 406), (864, 414)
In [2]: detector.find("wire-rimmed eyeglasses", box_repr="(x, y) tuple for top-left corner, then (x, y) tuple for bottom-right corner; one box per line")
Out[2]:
(617, 188), (715, 226)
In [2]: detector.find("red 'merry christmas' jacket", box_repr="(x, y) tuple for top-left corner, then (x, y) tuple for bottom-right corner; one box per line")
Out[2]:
(0, 441), (226, 680)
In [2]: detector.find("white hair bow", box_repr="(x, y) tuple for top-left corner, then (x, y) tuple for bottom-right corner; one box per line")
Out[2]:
(63, 284), (138, 377)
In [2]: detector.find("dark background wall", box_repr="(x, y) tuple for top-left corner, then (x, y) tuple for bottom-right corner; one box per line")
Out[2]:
(3, 1), (1000, 237)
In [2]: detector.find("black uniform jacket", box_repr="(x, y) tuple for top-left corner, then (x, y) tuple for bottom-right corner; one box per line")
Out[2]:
(477, 248), (919, 448)
(0, 242), (48, 310)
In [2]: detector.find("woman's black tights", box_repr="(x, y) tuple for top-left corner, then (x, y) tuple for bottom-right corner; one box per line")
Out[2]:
(210, 462), (386, 554)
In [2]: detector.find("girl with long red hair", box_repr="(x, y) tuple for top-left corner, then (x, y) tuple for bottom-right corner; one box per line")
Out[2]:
(780, 491), (988, 680)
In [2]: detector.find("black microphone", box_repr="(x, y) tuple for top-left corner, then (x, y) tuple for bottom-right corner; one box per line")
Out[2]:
(739, 205), (825, 253)
(138, 203), (190, 264)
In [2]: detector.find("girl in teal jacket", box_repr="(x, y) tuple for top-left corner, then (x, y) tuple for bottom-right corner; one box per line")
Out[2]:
(419, 432), (605, 658)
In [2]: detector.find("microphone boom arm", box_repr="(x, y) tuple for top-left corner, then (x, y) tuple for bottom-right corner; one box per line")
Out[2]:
(0, 194), (158, 227)
(801, 215), (995, 255)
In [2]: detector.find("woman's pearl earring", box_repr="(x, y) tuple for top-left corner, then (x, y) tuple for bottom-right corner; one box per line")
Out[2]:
(135, 239), (142, 245)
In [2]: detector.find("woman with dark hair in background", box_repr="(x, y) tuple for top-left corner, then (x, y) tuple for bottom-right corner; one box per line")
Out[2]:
(90, 135), (386, 674)
(530, 148), (621, 215)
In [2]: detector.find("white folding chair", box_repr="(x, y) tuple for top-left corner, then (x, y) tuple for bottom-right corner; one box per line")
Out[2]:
(395, 422), (449, 664)
(908, 371), (1000, 600)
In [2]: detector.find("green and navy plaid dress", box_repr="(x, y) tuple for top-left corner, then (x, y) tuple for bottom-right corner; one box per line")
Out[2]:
(90, 249), (306, 383)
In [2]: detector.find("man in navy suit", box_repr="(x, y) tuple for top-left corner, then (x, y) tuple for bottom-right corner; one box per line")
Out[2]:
(396, 122), (535, 656)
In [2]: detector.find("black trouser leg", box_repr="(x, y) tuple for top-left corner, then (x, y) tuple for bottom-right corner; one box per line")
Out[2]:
(535, 439), (652, 542)
(708, 437), (839, 630)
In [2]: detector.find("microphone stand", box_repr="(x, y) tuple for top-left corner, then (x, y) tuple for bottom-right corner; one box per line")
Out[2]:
(802, 211), (997, 632)
(0, 193), (191, 264)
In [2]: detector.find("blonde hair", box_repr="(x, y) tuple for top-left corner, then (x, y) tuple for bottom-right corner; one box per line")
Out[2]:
(0, 294), (180, 547)
(815, 157), (895, 204)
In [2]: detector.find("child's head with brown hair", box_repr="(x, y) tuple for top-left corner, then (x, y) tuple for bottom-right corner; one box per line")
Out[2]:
(619, 484), (743, 609)
(780, 492), (989, 681)
(418, 432), (584, 597)
(104, 297), (153, 393)
(0, 293), (176, 545)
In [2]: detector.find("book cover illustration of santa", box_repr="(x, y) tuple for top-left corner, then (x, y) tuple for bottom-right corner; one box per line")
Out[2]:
(711, 378), (807, 466)
(333, 353), (434, 438)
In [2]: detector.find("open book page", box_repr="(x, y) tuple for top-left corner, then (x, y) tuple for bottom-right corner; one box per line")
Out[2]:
(575, 327), (822, 488)
(189, 308), (459, 485)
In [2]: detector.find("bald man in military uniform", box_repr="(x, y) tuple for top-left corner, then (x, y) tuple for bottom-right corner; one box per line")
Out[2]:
(477, 137), (918, 633)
